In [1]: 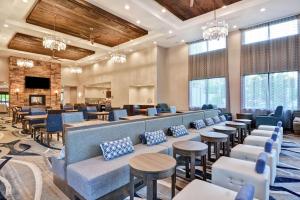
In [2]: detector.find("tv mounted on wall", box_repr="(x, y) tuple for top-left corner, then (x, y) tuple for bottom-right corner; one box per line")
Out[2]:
(25, 76), (50, 89)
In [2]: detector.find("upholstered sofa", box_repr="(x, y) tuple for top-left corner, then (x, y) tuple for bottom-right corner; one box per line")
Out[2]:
(52, 109), (221, 200)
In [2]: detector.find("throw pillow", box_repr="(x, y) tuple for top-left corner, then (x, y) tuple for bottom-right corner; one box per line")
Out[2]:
(191, 119), (206, 130)
(205, 118), (215, 126)
(144, 130), (167, 146)
(169, 125), (189, 137)
(100, 137), (134, 160)
(219, 115), (226, 122)
(212, 116), (221, 124)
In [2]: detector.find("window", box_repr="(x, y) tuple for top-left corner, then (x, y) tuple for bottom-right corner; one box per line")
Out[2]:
(189, 77), (226, 108)
(243, 18), (299, 44)
(189, 38), (226, 55)
(243, 71), (298, 110)
(0, 92), (9, 106)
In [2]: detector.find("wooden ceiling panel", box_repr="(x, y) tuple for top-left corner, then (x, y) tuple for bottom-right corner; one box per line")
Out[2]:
(8, 33), (95, 60)
(155, 0), (241, 21)
(26, 0), (148, 47)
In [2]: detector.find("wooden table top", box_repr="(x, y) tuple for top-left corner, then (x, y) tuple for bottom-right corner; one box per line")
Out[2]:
(234, 119), (252, 123)
(65, 120), (109, 128)
(173, 141), (208, 152)
(129, 153), (176, 173)
(17, 111), (29, 115)
(65, 109), (78, 112)
(225, 121), (247, 127)
(213, 125), (236, 132)
(120, 115), (150, 120)
(200, 131), (228, 139)
(87, 111), (109, 115)
(24, 114), (47, 120)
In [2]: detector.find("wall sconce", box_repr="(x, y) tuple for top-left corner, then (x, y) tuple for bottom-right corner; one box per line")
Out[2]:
(54, 90), (59, 100)
(15, 88), (20, 100)
(78, 92), (82, 98)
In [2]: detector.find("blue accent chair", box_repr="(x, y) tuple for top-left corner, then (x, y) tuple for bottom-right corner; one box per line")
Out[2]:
(112, 109), (128, 121)
(86, 106), (98, 120)
(42, 110), (63, 146)
(147, 108), (158, 116)
(256, 106), (284, 127)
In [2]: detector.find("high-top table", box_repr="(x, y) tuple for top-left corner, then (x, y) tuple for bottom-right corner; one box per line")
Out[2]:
(129, 153), (176, 200)
(213, 125), (237, 147)
(200, 131), (229, 161)
(225, 121), (247, 144)
(173, 141), (208, 180)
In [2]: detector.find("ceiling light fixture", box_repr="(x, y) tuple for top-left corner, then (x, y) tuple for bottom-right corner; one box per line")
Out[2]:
(202, 0), (228, 40)
(233, 25), (237, 29)
(161, 8), (166, 13)
(17, 59), (34, 68)
(153, 41), (157, 44)
(22, 0), (28, 3)
(181, 39), (185, 43)
(136, 20), (141, 24)
(3, 24), (8, 28)
(125, 4), (130, 10)
(168, 30), (173, 34)
(110, 46), (126, 64)
(260, 8), (266, 12)
(43, 5), (66, 51)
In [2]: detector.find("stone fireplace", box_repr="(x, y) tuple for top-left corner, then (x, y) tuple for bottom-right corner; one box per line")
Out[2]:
(29, 95), (46, 106)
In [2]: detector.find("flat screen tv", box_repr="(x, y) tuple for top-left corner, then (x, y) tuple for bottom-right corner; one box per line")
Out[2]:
(25, 76), (50, 89)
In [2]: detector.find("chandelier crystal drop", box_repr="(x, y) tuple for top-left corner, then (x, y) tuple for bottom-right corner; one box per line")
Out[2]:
(110, 53), (127, 63)
(202, 0), (228, 41)
(17, 59), (34, 68)
(43, 35), (66, 51)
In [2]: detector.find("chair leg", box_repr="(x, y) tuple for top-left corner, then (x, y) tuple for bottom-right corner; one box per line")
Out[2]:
(57, 132), (59, 141)
(47, 133), (50, 146)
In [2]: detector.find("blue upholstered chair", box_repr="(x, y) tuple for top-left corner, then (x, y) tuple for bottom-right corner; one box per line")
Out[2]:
(41, 110), (63, 146)
(201, 104), (209, 110)
(170, 106), (176, 113)
(30, 107), (47, 138)
(86, 106), (98, 120)
(112, 109), (128, 121)
(256, 106), (284, 127)
(156, 103), (170, 113)
(62, 112), (84, 124)
(147, 108), (158, 116)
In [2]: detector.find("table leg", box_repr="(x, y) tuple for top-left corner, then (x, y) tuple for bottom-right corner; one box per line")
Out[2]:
(171, 170), (176, 197)
(222, 142), (225, 155)
(146, 177), (153, 200)
(185, 156), (190, 178)
(190, 153), (195, 180)
(231, 134), (235, 147)
(153, 180), (157, 200)
(215, 142), (220, 159)
(207, 142), (211, 161)
(129, 169), (134, 200)
(202, 155), (207, 181)
(227, 139), (231, 157)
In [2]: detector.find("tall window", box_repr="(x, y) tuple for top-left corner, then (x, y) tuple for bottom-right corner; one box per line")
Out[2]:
(189, 77), (226, 108)
(189, 38), (226, 55)
(243, 18), (298, 44)
(243, 71), (298, 110)
(0, 92), (9, 106)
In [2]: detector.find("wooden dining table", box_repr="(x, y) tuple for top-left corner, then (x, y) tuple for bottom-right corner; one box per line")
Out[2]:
(23, 114), (48, 135)
(119, 115), (151, 120)
(64, 120), (109, 128)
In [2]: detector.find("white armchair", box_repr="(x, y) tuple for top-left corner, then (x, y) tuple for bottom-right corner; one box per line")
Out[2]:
(231, 144), (277, 185)
(251, 129), (283, 144)
(212, 156), (270, 200)
(258, 125), (283, 133)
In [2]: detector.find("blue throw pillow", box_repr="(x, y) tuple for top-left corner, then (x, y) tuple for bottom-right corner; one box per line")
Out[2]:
(255, 152), (268, 174)
(235, 184), (255, 200)
(219, 115), (226, 122)
(264, 139), (273, 153)
(271, 132), (278, 141)
(277, 121), (282, 127)
(144, 130), (167, 146)
(169, 125), (189, 137)
(191, 119), (206, 130)
(100, 137), (134, 160)
(205, 118), (215, 126)
(212, 116), (221, 124)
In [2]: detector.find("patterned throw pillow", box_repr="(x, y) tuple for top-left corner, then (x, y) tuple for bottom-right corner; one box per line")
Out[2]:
(169, 125), (189, 137)
(219, 115), (226, 122)
(205, 118), (215, 126)
(212, 116), (221, 124)
(144, 130), (167, 146)
(100, 137), (134, 160)
(191, 120), (206, 130)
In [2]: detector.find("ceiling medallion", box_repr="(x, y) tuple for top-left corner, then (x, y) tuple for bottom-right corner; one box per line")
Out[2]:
(42, 5), (66, 51)
(202, 1), (228, 40)
(70, 67), (82, 74)
(110, 52), (127, 64)
(17, 59), (34, 68)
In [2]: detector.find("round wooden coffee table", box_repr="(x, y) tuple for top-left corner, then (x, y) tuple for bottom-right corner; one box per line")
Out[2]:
(173, 141), (208, 181)
(129, 153), (176, 200)
(200, 131), (229, 161)
(213, 125), (237, 147)
(225, 121), (247, 144)
(234, 119), (252, 135)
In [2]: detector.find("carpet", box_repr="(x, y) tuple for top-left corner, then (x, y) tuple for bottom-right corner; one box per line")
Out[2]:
(1, 115), (300, 200)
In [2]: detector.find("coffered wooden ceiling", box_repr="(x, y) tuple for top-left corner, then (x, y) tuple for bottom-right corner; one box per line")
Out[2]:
(8, 33), (95, 60)
(155, 0), (241, 21)
(26, 0), (148, 47)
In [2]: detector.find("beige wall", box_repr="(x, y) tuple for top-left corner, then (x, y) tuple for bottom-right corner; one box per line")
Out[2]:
(157, 45), (189, 110)
(0, 57), (9, 83)
(78, 47), (157, 107)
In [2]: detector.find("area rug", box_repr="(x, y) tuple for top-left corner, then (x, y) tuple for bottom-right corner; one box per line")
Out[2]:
(1, 114), (300, 200)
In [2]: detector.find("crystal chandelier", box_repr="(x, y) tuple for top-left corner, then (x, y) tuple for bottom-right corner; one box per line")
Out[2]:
(42, 5), (66, 51)
(70, 67), (82, 74)
(17, 59), (34, 68)
(110, 53), (127, 64)
(202, 1), (228, 40)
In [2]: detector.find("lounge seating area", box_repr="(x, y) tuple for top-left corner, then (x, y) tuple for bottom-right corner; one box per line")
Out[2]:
(0, 0), (300, 200)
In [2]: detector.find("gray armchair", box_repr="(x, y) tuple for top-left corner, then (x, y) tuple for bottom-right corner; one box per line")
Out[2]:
(256, 106), (283, 127)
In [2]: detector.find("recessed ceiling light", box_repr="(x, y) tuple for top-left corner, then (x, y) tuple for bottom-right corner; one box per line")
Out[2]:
(153, 41), (157, 44)
(161, 8), (166, 13)
(181, 39), (185, 43)
(124, 4), (130, 10)
(260, 8), (266, 12)
(233, 25), (237, 29)
(136, 20), (141, 24)
(3, 24), (8, 28)
(201, 26), (207, 30)
(129, 49), (133, 52)
(168, 30), (173, 34)
(67, 40), (71, 44)
(22, 0), (28, 3)
(222, 5), (227, 8)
